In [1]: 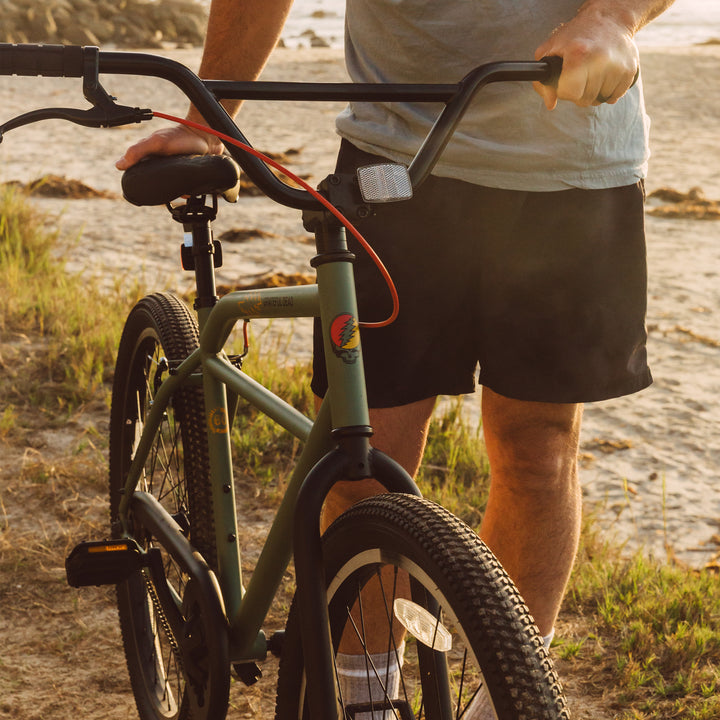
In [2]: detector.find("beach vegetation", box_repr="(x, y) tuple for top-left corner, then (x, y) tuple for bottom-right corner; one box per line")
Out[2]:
(0, 185), (140, 409)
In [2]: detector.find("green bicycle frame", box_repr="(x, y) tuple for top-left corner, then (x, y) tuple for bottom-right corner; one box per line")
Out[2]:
(117, 221), (371, 662)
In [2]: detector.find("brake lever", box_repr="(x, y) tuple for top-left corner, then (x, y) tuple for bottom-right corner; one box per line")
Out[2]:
(0, 103), (153, 142)
(0, 44), (152, 142)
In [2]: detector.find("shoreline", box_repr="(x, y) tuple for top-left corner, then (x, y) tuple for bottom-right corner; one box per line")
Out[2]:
(1, 43), (719, 565)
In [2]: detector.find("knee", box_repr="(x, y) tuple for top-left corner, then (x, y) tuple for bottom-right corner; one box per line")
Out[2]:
(491, 435), (579, 495)
(483, 401), (582, 495)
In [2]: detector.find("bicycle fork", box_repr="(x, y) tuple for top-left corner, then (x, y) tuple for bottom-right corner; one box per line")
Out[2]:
(296, 201), (424, 720)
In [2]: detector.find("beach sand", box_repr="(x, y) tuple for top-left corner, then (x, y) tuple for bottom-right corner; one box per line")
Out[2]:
(1, 44), (719, 565)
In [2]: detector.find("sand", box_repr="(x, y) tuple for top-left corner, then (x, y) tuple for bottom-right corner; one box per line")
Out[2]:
(1, 44), (719, 565)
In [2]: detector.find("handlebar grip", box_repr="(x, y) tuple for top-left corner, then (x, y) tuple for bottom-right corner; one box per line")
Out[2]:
(539, 55), (563, 87)
(0, 43), (85, 78)
(538, 54), (640, 94)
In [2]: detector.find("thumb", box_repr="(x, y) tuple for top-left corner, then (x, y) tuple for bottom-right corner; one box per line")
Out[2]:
(533, 80), (558, 110)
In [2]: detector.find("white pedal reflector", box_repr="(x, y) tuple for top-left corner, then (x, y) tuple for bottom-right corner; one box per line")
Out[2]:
(357, 163), (413, 203)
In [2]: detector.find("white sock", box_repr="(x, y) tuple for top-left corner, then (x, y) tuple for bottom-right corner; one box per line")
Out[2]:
(465, 630), (555, 720)
(336, 642), (405, 720)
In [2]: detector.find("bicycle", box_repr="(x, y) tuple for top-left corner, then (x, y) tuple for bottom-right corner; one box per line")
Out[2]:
(0, 43), (570, 720)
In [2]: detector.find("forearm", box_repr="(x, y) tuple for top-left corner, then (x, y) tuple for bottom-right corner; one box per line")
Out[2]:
(573, 0), (676, 35)
(189, 0), (294, 121)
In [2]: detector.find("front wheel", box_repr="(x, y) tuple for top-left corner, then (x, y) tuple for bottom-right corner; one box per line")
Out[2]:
(276, 494), (569, 720)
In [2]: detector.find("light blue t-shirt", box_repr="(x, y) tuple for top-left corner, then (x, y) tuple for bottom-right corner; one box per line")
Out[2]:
(336, 0), (650, 191)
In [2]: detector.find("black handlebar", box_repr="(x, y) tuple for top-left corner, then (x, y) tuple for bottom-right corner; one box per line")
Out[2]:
(0, 43), (563, 210)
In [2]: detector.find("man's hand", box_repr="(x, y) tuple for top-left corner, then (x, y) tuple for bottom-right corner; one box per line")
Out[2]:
(116, 123), (224, 170)
(116, 0), (294, 172)
(533, 3), (641, 110)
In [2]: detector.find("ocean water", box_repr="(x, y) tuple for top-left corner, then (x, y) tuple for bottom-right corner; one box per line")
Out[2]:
(283, 0), (720, 49)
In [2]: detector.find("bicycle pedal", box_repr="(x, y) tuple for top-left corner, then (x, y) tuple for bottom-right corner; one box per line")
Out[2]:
(65, 538), (146, 588)
(266, 630), (285, 657)
(232, 661), (262, 686)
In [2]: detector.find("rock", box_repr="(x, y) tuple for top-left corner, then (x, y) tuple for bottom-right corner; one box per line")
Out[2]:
(647, 186), (720, 220)
(0, 0), (208, 47)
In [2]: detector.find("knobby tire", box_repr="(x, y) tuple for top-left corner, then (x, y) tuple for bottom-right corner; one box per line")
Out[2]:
(275, 493), (569, 720)
(109, 292), (225, 720)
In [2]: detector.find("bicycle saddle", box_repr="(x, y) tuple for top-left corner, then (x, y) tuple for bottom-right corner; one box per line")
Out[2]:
(121, 154), (241, 206)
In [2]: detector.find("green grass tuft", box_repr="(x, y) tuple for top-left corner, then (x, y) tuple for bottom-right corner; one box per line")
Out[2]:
(0, 186), (140, 408)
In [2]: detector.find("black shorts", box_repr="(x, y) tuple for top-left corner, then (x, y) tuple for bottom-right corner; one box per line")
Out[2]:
(311, 141), (652, 406)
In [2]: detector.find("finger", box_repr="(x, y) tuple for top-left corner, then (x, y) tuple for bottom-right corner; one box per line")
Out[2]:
(592, 84), (617, 105)
(116, 143), (149, 170)
(116, 127), (208, 170)
(557, 64), (596, 107)
(532, 80), (558, 110)
(116, 144), (146, 170)
(116, 132), (171, 170)
(593, 66), (638, 105)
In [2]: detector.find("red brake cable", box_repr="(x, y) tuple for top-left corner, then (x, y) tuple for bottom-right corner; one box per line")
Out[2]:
(152, 111), (399, 329)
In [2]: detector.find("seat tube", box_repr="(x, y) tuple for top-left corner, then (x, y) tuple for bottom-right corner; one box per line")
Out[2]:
(182, 199), (245, 612)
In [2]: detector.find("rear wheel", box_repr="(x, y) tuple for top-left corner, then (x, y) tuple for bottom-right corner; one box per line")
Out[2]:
(109, 292), (227, 720)
(276, 494), (569, 720)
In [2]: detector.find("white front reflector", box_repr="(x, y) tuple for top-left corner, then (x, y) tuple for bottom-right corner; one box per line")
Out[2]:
(357, 163), (413, 203)
(393, 598), (452, 652)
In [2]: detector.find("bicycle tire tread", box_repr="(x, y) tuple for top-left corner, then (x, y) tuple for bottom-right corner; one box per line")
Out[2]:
(109, 292), (218, 720)
(275, 493), (570, 720)
(340, 495), (569, 719)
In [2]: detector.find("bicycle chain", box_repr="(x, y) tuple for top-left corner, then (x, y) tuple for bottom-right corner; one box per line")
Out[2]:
(142, 567), (185, 675)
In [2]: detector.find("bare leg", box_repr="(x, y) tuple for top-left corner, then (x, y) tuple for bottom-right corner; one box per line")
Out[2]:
(479, 387), (583, 636)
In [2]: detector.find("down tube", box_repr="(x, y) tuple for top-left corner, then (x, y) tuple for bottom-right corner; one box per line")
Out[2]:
(228, 399), (336, 659)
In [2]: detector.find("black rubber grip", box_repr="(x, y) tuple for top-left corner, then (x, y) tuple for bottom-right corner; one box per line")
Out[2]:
(539, 55), (563, 87)
(0, 43), (85, 77)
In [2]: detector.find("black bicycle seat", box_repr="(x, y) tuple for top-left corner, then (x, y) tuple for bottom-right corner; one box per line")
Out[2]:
(121, 154), (241, 206)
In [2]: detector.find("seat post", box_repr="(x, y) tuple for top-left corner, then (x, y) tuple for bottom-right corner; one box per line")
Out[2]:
(170, 195), (222, 317)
